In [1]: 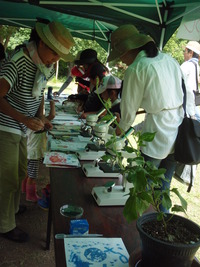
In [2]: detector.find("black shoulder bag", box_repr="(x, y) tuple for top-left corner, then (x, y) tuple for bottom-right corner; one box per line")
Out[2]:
(174, 79), (200, 165)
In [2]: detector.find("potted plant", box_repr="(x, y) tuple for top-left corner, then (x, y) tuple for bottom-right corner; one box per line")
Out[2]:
(101, 129), (200, 267)
(94, 81), (200, 267)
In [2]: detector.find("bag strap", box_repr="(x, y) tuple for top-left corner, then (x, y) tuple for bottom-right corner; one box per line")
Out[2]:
(187, 166), (193, 193)
(190, 61), (199, 93)
(181, 78), (187, 117)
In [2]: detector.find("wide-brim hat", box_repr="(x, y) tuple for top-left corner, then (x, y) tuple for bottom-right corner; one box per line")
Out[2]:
(74, 49), (97, 65)
(186, 41), (200, 55)
(107, 24), (154, 62)
(35, 21), (75, 62)
(95, 75), (122, 94)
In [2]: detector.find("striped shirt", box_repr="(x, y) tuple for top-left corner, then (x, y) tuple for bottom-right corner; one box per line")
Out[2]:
(0, 48), (54, 137)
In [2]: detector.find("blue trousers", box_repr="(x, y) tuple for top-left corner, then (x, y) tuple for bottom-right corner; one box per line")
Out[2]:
(141, 152), (177, 213)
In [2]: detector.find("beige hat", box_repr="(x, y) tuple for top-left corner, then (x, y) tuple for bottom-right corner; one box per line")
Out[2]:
(186, 41), (200, 55)
(107, 24), (154, 62)
(95, 75), (122, 94)
(35, 21), (75, 62)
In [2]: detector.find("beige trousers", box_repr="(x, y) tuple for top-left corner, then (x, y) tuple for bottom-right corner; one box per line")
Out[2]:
(0, 131), (27, 233)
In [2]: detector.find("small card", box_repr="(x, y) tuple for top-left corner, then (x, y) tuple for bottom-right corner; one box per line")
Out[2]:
(64, 237), (129, 267)
(50, 139), (87, 152)
(43, 151), (80, 167)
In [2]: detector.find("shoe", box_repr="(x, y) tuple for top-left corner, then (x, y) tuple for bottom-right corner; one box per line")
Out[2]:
(38, 188), (50, 210)
(26, 183), (40, 202)
(2, 227), (29, 243)
(16, 204), (27, 215)
(21, 177), (28, 193)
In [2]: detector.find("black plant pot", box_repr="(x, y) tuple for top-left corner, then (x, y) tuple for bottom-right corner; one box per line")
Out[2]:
(136, 213), (200, 267)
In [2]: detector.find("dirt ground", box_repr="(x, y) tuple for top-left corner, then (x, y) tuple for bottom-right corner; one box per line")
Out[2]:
(0, 164), (56, 267)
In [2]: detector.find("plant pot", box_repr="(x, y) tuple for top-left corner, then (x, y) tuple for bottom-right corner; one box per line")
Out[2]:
(136, 212), (200, 267)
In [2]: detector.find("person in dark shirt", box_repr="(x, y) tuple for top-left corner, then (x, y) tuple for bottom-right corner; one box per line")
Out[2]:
(67, 49), (109, 115)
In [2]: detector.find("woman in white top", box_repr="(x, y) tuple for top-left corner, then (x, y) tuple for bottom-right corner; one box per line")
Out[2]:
(107, 24), (184, 212)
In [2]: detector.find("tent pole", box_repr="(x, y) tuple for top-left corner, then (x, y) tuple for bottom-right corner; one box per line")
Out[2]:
(159, 6), (169, 50)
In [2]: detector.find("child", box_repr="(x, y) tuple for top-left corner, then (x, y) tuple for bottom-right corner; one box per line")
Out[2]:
(22, 99), (55, 202)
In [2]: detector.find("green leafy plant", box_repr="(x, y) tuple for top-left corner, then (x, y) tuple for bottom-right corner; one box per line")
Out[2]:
(95, 83), (187, 236)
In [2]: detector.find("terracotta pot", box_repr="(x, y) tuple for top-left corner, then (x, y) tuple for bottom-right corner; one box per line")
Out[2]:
(136, 213), (200, 267)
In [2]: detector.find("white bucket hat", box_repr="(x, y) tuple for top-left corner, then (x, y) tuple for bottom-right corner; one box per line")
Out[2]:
(35, 21), (75, 61)
(95, 75), (122, 94)
(186, 41), (200, 55)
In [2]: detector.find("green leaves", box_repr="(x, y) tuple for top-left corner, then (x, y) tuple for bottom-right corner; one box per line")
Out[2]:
(171, 188), (187, 211)
(123, 193), (150, 223)
(89, 89), (188, 228)
(137, 132), (156, 147)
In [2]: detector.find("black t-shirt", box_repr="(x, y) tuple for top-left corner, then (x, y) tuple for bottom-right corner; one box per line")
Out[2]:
(83, 92), (103, 112)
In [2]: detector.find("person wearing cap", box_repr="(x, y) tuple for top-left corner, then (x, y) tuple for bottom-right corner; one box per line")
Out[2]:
(0, 21), (75, 242)
(107, 24), (184, 212)
(95, 75), (122, 116)
(174, 41), (200, 186)
(181, 41), (200, 121)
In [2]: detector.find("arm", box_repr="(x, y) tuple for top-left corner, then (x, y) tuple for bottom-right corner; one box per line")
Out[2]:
(46, 100), (55, 121)
(116, 67), (143, 135)
(36, 96), (54, 130)
(0, 78), (44, 131)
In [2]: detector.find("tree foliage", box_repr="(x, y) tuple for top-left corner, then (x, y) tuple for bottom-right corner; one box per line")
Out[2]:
(163, 31), (187, 65)
(0, 25), (190, 78)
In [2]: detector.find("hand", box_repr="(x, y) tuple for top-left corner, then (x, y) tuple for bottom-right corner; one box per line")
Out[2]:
(43, 117), (53, 131)
(80, 112), (87, 119)
(190, 115), (196, 120)
(114, 112), (120, 123)
(115, 126), (122, 136)
(24, 117), (44, 132)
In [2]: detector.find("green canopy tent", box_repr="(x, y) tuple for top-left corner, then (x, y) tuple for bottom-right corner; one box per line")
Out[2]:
(0, 0), (116, 50)
(1, 0), (200, 50)
(177, 4), (200, 41)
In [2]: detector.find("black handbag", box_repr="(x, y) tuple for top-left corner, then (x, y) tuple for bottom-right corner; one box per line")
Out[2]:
(174, 79), (200, 165)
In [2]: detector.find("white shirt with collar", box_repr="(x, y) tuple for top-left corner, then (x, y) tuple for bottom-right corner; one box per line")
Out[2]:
(119, 51), (184, 159)
(181, 58), (199, 117)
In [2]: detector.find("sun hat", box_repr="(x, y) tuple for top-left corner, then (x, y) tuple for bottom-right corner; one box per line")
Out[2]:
(35, 21), (75, 62)
(107, 24), (154, 62)
(186, 41), (200, 55)
(74, 49), (98, 65)
(95, 75), (122, 94)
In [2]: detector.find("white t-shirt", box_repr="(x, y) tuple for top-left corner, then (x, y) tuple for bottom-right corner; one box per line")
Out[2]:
(181, 58), (199, 117)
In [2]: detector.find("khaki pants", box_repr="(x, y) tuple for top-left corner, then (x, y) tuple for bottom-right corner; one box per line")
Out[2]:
(0, 131), (27, 233)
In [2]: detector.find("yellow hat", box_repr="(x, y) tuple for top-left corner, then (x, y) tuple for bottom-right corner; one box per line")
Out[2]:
(107, 24), (154, 62)
(36, 21), (75, 62)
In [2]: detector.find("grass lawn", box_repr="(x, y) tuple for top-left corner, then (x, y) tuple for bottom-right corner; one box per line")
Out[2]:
(47, 80), (200, 261)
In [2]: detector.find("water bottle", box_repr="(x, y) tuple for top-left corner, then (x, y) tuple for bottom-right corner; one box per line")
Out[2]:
(47, 86), (53, 100)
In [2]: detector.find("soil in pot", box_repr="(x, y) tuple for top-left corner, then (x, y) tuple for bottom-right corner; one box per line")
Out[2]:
(137, 213), (200, 267)
(142, 218), (200, 244)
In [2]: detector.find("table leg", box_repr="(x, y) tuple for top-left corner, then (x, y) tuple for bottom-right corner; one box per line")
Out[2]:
(46, 196), (52, 250)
